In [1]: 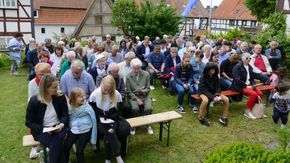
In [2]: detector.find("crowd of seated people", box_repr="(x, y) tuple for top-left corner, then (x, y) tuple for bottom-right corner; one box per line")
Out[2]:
(23, 33), (287, 162)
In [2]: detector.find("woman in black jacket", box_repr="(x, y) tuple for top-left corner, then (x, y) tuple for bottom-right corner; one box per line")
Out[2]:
(26, 75), (68, 163)
(198, 62), (229, 126)
(231, 53), (263, 120)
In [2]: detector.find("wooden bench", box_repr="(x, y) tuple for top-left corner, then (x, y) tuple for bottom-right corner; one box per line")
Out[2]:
(126, 111), (183, 147)
(191, 85), (275, 107)
(23, 135), (48, 163)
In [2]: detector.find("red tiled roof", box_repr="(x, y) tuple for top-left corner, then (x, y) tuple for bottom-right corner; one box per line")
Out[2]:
(35, 8), (85, 25)
(135, 0), (208, 18)
(33, 0), (91, 10)
(212, 0), (256, 20)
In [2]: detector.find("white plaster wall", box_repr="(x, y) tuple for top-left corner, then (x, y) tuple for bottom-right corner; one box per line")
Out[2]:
(35, 25), (76, 42)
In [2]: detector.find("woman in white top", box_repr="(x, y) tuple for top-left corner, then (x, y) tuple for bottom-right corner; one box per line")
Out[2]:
(89, 75), (130, 163)
(27, 62), (51, 159)
(231, 53), (264, 120)
(50, 46), (64, 77)
(26, 75), (68, 163)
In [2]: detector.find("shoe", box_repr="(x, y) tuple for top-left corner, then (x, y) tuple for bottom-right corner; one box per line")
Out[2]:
(29, 147), (39, 159)
(130, 128), (136, 135)
(178, 106), (186, 113)
(192, 106), (198, 113)
(12, 71), (19, 76)
(219, 117), (228, 126)
(72, 144), (77, 153)
(244, 111), (256, 120)
(150, 85), (155, 90)
(147, 126), (153, 134)
(152, 98), (157, 102)
(209, 101), (214, 107)
(199, 118), (210, 126)
(281, 124), (286, 129)
(262, 114), (267, 118)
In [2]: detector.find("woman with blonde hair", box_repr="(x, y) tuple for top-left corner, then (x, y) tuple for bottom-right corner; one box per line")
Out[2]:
(89, 75), (130, 163)
(26, 74), (68, 163)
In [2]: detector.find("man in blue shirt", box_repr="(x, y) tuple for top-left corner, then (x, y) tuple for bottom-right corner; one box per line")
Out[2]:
(218, 45), (230, 64)
(147, 45), (165, 90)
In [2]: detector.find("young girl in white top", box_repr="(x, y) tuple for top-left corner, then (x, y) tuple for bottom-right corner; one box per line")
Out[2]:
(271, 83), (290, 128)
(89, 75), (130, 163)
(64, 88), (97, 163)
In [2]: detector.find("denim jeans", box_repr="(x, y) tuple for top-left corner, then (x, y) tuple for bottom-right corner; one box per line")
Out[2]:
(175, 83), (195, 106)
(221, 78), (232, 90)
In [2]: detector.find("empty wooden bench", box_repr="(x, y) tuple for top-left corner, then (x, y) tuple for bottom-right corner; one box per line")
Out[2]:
(23, 135), (48, 163)
(126, 111), (182, 146)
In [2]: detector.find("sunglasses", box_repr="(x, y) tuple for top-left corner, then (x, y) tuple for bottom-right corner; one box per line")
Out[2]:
(246, 57), (251, 60)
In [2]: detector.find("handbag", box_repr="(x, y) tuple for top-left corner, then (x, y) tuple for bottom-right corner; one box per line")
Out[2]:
(251, 97), (265, 119)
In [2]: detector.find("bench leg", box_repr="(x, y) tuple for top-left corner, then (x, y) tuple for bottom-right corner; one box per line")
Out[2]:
(159, 121), (172, 147)
(43, 146), (48, 163)
(159, 122), (163, 142)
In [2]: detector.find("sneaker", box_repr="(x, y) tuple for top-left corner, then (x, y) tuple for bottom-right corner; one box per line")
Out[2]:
(281, 124), (286, 129)
(150, 85), (155, 90)
(199, 118), (210, 126)
(219, 117), (228, 126)
(12, 71), (19, 76)
(178, 106), (186, 113)
(209, 101), (214, 107)
(29, 147), (39, 159)
(130, 128), (136, 135)
(262, 114), (268, 118)
(244, 111), (256, 120)
(72, 144), (77, 153)
(192, 106), (198, 113)
(147, 126), (153, 134)
(152, 98), (157, 102)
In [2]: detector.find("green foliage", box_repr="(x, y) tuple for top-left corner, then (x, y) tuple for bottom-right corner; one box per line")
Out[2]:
(254, 12), (290, 69)
(278, 129), (290, 152)
(204, 142), (268, 163)
(205, 141), (290, 163)
(0, 54), (10, 68)
(207, 29), (251, 41)
(245, 0), (276, 21)
(112, 0), (182, 39)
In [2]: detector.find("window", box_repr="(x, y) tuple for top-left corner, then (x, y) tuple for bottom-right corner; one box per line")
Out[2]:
(41, 28), (45, 34)
(0, 0), (17, 8)
(33, 10), (39, 18)
(61, 27), (65, 33)
(251, 21), (256, 27)
(242, 20), (247, 26)
(229, 20), (235, 26)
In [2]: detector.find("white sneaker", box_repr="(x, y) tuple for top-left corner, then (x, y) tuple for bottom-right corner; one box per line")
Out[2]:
(150, 85), (155, 90)
(130, 128), (136, 135)
(281, 124), (286, 129)
(29, 147), (39, 159)
(72, 144), (77, 153)
(147, 126), (153, 135)
(263, 114), (268, 118)
(12, 71), (19, 76)
(192, 106), (198, 113)
(152, 98), (157, 102)
(244, 111), (256, 120)
(209, 101), (214, 107)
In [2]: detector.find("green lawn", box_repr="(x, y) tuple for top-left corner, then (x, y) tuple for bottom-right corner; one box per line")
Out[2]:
(0, 66), (283, 163)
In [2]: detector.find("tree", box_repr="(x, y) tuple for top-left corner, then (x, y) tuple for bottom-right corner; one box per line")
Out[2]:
(245, 0), (276, 21)
(112, 0), (182, 39)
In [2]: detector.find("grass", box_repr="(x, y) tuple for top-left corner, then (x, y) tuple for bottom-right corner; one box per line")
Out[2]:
(0, 66), (284, 163)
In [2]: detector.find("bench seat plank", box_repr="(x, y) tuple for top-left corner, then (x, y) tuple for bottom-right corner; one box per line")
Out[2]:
(23, 135), (40, 147)
(126, 111), (182, 128)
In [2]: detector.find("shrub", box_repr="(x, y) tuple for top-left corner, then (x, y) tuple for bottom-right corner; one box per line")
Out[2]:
(0, 54), (10, 68)
(204, 142), (268, 163)
(206, 29), (251, 42)
(278, 128), (290, 152)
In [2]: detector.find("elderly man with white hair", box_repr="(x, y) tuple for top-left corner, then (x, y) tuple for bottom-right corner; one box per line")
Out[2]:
(126, 58), (153, 135)
(249, 44), (272, 83)
(236, 41), (249, 58)
(264, 41), (282, 70)
(118, 51), (135, 83)
(60, 59), (95, 99)
(58, 40), (69, 53)
(102, 34), (115, 53)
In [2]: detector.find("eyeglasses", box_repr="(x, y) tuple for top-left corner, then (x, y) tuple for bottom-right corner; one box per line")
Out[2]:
(246, 57), (251, 60)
